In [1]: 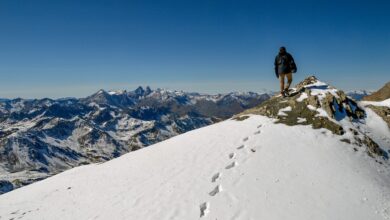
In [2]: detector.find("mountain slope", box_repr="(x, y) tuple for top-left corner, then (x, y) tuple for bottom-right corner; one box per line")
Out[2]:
(0, 77), (389, 220)
(0, 116), (389, 220)
(363, 82), (390, 101)
(0, 87), (270, 194)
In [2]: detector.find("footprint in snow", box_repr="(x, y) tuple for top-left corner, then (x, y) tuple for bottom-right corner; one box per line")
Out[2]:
(209, 185), (223, 196)
(200, 202), (210, 218)
(243, 137), (249, 142)
(211, 172), (221, 182)
(229, 152), (236, 159)
(257, 124), (262, 128)
(237, 145), (245, 150)
(250, 148), (256, 153)
(226, 161), (238, 169)
(254, 130), (261, 135)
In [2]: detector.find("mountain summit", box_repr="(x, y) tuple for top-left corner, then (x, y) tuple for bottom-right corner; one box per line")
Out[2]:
(238, 76), (388, 158)
(0, 77), (389, 220)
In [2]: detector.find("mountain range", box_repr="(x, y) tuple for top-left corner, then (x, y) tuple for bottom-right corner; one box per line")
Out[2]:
(1, 76), (389, 220)
(346, 90), (373, 101)
(0, 87), (270, 194)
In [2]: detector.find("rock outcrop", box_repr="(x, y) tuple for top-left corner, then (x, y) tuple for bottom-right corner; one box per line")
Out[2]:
(236, 76), (387, 159)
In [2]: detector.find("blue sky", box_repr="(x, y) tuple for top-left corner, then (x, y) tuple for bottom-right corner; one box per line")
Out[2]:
(0, 0), (389, 98)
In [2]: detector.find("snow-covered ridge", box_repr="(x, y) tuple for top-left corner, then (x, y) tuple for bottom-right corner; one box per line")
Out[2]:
(1, 77), (390, 219)
(0, 86), (270, 194)
(0, 115), (389, 220)
(361, 98), (390, 107)
(240, 76), (390, 158)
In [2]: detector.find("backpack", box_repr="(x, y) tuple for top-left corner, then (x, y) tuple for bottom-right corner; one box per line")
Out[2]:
(278, 54), (296, 73)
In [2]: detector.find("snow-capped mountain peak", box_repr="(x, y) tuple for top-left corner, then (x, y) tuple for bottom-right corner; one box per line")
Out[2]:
(347, 89), (373, 101)
(108, 90), (127, 95)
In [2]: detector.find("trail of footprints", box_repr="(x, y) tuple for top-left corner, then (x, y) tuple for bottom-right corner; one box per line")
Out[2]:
(211, 172), (221, 182)
(200, 202), (210, 217)
(209, 185), (223, 196)
(200, 124), (263, 218)
(225, 161), (238, 169)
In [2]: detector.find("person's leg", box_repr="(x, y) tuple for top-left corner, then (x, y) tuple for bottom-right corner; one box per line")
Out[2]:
(285, 72), (293, 91)
(279, 73), (285, 95)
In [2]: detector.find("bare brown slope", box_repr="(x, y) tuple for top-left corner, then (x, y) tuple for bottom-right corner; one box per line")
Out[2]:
(362, 82), (390, 101)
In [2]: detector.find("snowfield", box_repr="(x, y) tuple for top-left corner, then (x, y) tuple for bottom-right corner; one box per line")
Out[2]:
(1, 115), (390, 220)
(361, 98), (390, 107)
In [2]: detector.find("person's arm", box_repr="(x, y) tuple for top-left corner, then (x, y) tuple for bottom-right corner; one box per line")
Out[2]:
(288, 53), (297, 73)
(287, 53), (294, 64)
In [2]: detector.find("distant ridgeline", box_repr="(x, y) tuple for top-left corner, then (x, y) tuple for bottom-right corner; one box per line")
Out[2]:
(0, 87), (270, 194)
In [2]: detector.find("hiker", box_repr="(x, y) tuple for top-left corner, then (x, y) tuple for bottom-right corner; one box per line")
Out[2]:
(274, 46), (297, 97)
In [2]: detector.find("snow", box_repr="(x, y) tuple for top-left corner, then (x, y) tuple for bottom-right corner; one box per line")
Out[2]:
(299, 79), (389, 150)
(355, 106), (390, 151)
(315, 107), (331, 118)
(337, 98), (390, 150)
(304, 80), (339, 101)
(307, 104), (317, 111)
(361, 98), (390, 107)
(348, 90), (372, 95)
(306, 104), (330, 118)
(97, 89), (106, 94)
(108, 90), (126, 95)
(1, 115), (389, 220)
(297, 117), (307, 123)
(296, 92), (308, 102)
(277, 106), (292, 116)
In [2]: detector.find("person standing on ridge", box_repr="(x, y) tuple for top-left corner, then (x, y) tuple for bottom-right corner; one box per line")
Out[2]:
(274, 46), (297, 97)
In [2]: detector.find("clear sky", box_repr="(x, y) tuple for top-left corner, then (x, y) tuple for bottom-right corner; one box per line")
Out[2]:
(0, 0), (389, 98)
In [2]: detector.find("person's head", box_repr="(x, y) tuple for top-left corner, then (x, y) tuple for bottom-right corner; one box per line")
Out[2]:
(279, 46), (286, 54)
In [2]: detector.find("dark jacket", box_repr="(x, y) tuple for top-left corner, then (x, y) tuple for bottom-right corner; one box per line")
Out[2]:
(274, 52), (297, 78)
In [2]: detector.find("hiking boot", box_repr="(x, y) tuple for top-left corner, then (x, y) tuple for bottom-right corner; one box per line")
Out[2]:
(283, 88), (290, 97)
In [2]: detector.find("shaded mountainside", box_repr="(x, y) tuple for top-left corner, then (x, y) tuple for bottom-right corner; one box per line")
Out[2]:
(0, 87), (270, 194)
(237, 76), (390, 159)
(363, 82), (390, 101)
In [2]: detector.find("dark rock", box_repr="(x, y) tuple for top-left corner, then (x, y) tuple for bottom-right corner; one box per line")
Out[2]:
(0, 180), (13, 194)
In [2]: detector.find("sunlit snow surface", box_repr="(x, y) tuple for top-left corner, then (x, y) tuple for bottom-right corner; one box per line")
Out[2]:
(1, 114), (390, 220)
(361, 98), (390, 107)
